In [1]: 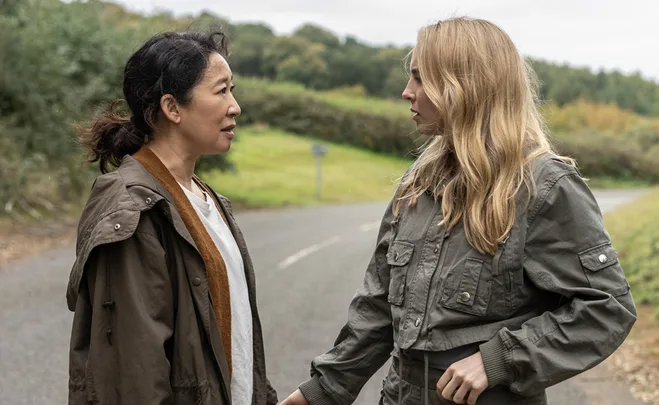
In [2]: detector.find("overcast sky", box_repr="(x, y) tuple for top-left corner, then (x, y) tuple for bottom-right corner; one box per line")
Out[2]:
(113, 0), (659, 82)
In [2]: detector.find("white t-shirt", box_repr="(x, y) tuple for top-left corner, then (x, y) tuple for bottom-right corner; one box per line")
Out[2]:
(180, 183), (253, 405)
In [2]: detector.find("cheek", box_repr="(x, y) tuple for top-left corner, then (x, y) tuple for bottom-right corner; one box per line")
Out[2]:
(417, 89), (433, 113)
(200, 99), (224, 118)
(420, 91), (443, 123)
(189, 95), (224, 118)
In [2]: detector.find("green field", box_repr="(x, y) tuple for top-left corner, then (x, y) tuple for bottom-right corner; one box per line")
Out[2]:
(202, 125), (412, 208)
(605, 188), (659, 317)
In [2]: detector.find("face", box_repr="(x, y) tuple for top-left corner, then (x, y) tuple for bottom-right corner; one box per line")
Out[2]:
(402, 52), (442, 135)
(176, 52), (241, 155)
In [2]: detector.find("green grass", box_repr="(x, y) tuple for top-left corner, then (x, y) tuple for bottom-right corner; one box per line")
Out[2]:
(605, 188), (659, 317)
(202, 125), (412, 208)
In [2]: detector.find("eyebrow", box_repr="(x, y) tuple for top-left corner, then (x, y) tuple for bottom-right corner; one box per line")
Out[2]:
(213, 75), (233, 87)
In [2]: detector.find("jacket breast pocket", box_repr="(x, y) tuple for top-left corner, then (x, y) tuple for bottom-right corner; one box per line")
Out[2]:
(579, 242), (630, 297)
(386, 240), (414, 306)
(440, 258), (492, 316)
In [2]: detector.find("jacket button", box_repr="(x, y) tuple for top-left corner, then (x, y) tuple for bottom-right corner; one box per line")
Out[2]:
(145, 197), (152, 204)
(415, 318), (421, 327)
(598, 254), (608, 263)
(458, 292), (471, 302)
(192, 277), (201, 286)
(114, 224), (121, 231)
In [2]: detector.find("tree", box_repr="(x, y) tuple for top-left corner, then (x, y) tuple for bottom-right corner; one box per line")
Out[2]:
(262, 36), (313, 79)
(292, 23), (340, 49)
(229, 23), (276, 77)
(276, 43), (328, 88)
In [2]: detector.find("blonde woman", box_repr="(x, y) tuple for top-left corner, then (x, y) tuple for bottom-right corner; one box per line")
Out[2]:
(280, 17), (637, 405)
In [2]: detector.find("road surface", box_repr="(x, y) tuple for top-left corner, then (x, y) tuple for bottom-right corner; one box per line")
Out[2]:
(0, 189), (647, 405)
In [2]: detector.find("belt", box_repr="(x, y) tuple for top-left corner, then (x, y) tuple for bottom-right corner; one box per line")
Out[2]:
(400, 344), (480, 373)
(392, 345), (479, 405)
(393, 355), (443, 390)
(391, 350), (547, 405)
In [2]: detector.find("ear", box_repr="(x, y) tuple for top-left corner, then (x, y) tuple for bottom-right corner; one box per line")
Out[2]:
(160, 94), (181, 124)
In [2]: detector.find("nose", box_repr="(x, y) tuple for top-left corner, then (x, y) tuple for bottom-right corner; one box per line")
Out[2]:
(228, 94), (241, 117)
(402, 83), (415, 102)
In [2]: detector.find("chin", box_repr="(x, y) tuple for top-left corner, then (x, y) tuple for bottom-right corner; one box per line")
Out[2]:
(201, 143), (231, 156)
(416, 126), (435, 136)
(417, 122), (443, 136)
(221, 139), (232, 149)
(213, 138), (233, 153)
(215, 144), (231, 154)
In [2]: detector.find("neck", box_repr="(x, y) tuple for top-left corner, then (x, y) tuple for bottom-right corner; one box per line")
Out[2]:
(146, 134), (197, 189)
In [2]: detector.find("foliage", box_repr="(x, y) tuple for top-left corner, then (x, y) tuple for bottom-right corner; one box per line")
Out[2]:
(605, 188), (659, 317)
(234, 78), (659, 183)
(1, 0), (658, 216)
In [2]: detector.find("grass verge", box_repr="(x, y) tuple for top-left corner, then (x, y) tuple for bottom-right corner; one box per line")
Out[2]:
(202, 125), (412, 208)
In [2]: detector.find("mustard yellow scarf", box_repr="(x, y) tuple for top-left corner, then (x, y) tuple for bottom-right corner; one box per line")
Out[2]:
(133, 146), (233, 375)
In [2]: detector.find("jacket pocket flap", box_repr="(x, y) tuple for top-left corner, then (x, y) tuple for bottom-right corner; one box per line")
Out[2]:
(387, 240), (415, 266)
(579, 243), (619, 272)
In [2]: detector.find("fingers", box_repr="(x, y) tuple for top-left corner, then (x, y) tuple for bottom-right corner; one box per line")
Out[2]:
(436, 368), (452, 393)
(436, 368), (487, 405)
(467, 387), (484, 405)
(452, 383), (470, 404)
(438, 370), (462, 401)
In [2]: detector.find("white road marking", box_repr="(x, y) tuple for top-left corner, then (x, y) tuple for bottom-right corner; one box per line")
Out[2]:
(277, 236), (342, 270)
(359, 221), (380, 232)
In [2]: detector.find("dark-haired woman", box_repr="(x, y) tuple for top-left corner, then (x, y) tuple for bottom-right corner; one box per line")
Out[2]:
(66, 30), (278, 405)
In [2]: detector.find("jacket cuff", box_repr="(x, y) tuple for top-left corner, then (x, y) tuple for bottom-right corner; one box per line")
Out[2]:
(299, 376), (337, 405)
(266, 380), (279, 405)
(479, 333), (513, 388)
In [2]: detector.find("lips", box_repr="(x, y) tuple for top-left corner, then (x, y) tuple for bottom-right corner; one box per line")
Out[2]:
(410, 108), (419, 118)
(221, 123), (236, 138)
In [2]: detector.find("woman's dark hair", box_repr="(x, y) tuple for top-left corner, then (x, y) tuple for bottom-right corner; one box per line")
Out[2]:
(77, 30), (229, 173)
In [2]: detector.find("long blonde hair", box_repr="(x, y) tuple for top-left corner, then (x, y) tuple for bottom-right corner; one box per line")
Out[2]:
(395, 17), (574, 255)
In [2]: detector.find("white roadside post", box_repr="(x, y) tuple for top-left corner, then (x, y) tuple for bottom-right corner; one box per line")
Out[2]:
(311, 143), (328, 199)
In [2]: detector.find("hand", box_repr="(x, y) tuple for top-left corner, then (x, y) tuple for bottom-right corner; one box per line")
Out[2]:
(279, 389), (309, 405)
(436, 352), (489, 405)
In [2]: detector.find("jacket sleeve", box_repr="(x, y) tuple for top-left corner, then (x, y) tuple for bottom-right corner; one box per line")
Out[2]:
(479, 172), (637, 396)
(298, 198), (397, 405)
(266, 377), (279, 405)
(70, 230), (174, 405)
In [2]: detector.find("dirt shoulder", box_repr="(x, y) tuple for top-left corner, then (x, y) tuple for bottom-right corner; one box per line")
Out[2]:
(0, 217), (78, 268)
(604, 305), (659, 404)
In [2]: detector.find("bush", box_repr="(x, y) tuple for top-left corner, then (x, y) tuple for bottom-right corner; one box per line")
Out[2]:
(235, 78), (659, 183)
(0, 0), (234, 213)
(234, 78), (424, 158)
(551, 131), (659, 183)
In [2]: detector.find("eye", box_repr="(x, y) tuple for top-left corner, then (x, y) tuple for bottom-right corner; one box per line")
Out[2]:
(217, 84), (235, 95)
(410, 69), (421, 84)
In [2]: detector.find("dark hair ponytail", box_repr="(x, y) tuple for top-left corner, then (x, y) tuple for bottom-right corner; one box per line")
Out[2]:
(77, 29), (229, 173)
(77, 100), (147, 174)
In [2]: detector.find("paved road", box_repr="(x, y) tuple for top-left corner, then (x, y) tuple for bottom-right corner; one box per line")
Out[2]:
(0, 189), (647, 405)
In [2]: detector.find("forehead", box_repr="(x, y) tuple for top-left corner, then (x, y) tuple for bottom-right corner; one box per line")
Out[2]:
(409, 51), (418, 68)
(201, 52), (231, 82)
